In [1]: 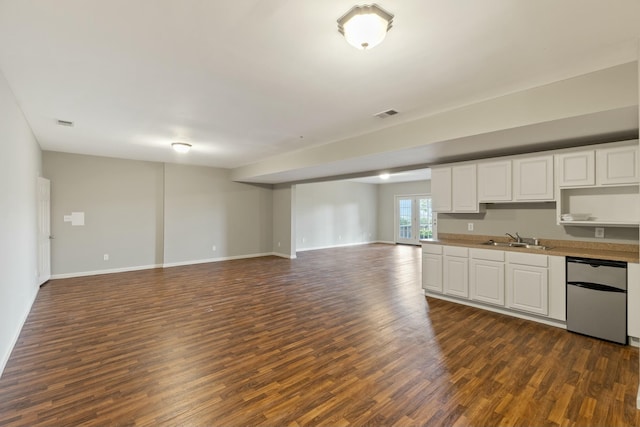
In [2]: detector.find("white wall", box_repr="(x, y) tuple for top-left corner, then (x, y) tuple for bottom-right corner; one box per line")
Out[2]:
(376, 180), (431, 243)
(163, 164), (273, 265)
(295, 181), (377, 251)
(0, 71), (42, 375)
(43, 152), (164, 276)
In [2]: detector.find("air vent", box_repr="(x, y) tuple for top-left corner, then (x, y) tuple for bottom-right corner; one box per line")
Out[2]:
(56, 119), (74, 127)
(373, 109), (398, 119)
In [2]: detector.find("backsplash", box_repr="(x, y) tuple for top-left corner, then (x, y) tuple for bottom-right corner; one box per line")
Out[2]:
(437, 202), (639, 244)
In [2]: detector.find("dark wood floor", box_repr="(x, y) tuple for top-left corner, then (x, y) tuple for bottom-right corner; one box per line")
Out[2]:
(0, 244), (638, 426)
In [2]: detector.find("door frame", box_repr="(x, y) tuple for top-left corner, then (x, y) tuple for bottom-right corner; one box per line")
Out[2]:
(37, 177), (51, 285)
(394, 193), (432, 245)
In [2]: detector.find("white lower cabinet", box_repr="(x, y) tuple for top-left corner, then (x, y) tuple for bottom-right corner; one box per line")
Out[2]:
(422, 245), (568, 324)
(422, 245), (443, 293)
(470, 248), (505, 306)
(443, 246), (469, 298)
(628, 263), (640, 339)
(547, 256), (566, 321)
(506, 252), (549, 316)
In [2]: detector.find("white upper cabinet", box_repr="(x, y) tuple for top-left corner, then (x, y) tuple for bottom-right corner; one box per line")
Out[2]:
(432, 165), (479, 213)
(478, 160), (512, 202)
(431, 167), (452, 212)
(452, 164), (478, 212)
(596, 145), (639, 185)
(557, 144), (638, 187)
(513, 155), (554, 201)
(556, 142), (639, 227)
(556, 150), (595, 187)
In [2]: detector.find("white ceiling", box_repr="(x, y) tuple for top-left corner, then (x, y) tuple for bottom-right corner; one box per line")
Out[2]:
(1, 0), (639, 182)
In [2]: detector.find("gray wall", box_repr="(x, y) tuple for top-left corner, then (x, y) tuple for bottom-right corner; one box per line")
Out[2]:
(296, 181), (377, 250)
(43, 152), (164, 275)
(272, 185), (295, 258)
(377, 180), (431, 243)
(438, 203), (639, 243)
(42, 156), (275, 273)
(0, 71), (42, 374)
(163, 164), (273, 265)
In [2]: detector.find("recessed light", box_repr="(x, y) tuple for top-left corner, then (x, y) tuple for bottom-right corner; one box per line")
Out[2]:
(380, 173), (390, 180)
(171, 142), (192, 153)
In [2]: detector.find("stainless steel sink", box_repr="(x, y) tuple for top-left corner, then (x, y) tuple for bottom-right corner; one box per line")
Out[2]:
(481, 241), (511, 247)
(480, 240), (552, 250)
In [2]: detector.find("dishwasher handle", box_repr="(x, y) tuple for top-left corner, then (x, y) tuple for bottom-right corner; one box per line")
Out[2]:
(568, 281), (627, 293)
(566, 257), (627, 269)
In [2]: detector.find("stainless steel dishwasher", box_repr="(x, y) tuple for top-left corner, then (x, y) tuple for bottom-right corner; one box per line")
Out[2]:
(566, 256), (627, 344)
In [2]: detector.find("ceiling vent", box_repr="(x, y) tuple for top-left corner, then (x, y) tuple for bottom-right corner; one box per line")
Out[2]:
(56, 119), (74, 127)
(373, 109), (398, 119)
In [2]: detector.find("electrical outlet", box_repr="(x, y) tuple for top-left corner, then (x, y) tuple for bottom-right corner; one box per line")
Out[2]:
(302, 237), (306, 243)
(467, 223), (474, 231)
(595, 227), (605, 238)
(278, 242), (281, 247)
(103, 254), (109, 261)
(212, 245), (217, 251)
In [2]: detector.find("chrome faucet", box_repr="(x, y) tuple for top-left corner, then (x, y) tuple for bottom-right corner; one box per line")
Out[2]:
(505, 232), (522, 243)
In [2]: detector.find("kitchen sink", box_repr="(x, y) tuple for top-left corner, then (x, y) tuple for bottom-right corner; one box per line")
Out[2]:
(480, 240), (552, 250)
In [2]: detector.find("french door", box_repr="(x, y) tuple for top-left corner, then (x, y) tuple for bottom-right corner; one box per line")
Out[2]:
(395, 194), (433, 245)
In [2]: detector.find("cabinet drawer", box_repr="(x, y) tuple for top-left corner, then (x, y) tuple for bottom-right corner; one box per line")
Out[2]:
(444, 246), (469, 257)
(422, 244), (443, 255)
(470, 248), (505, 262)
(507, 252), (548, 267)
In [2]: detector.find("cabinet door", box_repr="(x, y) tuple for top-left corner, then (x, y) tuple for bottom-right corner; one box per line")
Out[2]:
(422, 254), (443, 293)
(452, 164), (478, 212)
(556, 151), (595, 187)
(513, 155), (554, 200)
(628, 263), (640, 339)
(444, 255), (469, 298)
(547, 256), (566, 321)
(507, 264), (548, 315)
(478, 161), (512, 202)
(431, 167), (452, 212)
(470, 259), (504, 306)
(597, 145), (639, 185)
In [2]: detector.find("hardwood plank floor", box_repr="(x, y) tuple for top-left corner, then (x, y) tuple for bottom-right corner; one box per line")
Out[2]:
(0, 244), (638, 426)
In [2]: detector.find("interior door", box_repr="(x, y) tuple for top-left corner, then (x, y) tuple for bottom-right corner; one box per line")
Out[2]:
(37, 177), (51, 285)
(395, 195), (432, 245)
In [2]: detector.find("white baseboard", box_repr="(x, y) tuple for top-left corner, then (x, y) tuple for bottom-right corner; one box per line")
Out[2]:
(51, 264), (162, 279)
(271, 252), (296, 259)
(50, 252), (297, 279)
(162, 252), (277, 268)
(296, 241), (378, 252)
(424, 291), (567, 329)
(376, 240), (396, 245)
(0, 287), (39, 378)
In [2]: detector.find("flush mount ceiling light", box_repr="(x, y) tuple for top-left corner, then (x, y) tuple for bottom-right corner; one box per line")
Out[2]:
(337, 4), (394, 50)
(171, 142), (192, 153)
(379, 173), (390, 180)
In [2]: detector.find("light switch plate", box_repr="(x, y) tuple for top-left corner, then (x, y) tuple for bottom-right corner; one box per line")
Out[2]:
(595, 227), (605, 238)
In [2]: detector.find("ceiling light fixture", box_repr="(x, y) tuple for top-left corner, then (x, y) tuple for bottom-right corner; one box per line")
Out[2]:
(379, 173), (390, 180)
(337, 4), (394, 50)
(171, 142), (192, 153)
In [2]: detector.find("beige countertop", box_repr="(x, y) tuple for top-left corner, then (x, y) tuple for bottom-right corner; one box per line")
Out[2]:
(421, 233), (639, 264)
